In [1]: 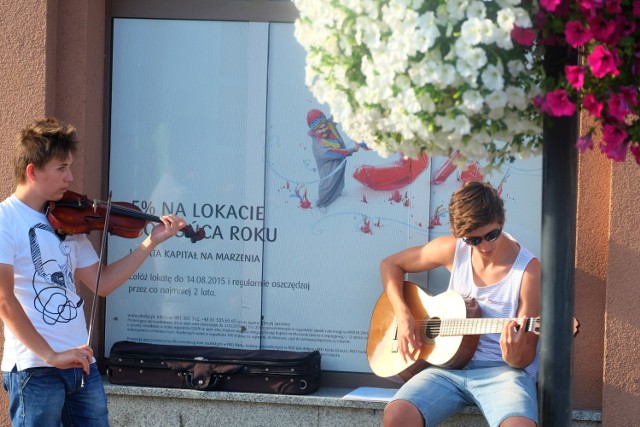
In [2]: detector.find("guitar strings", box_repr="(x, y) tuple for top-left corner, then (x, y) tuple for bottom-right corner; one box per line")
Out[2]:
(411, 318), (538, 335)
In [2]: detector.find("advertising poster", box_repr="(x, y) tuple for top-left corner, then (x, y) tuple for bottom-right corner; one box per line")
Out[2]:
(105, 19), (541, 373)
(260, 25), (431, 370)
(106, 20), (269, 353)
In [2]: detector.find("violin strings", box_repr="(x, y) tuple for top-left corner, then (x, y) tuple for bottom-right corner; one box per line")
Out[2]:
(94, 200), (156, 217)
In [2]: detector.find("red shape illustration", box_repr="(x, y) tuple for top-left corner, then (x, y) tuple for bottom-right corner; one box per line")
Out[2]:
(458, 162), (484, 183)
(428, 205), (447, 229)
(353, 154), (429, 191)
(361, 217), (372, 234)
(389, 190), (402, 203)
(299, 190), (312, 209)
(432, 152), (461, 185)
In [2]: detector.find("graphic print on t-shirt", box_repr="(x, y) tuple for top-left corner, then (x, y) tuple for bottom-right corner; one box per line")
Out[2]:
(29, 223), (83, 325)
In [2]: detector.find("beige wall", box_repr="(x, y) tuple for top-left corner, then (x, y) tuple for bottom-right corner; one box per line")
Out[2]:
(1, 0), (639, 425)
(601, 159), (640, 426)
(0, 1), (105, 424)
(573, 119), (610, 409)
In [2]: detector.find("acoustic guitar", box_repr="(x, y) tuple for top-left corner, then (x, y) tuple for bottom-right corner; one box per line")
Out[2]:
(366, 281), (579, 382)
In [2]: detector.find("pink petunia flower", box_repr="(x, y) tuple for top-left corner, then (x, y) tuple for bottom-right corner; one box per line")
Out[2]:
(540, 0), (562, 12)
(633, 48), (640, 77)
(606, 0), (622, 13)
(601, 124), (628, 161)
(583, 94), (604, 117)
(532, 95), (548, 113)
(579, 0), (605, 16)
(545, 90), (576, 116)
(612, 16), (636, 40)
(587, 45), (620, 78)
(565, 65), (585, 90)
(620, 86), (638, 107)
(565, 21), (592, 48)
(511, 26), (536, 46)
(576, 132), (594, 153)
(630, 144), (640, 165)
(601, 141), (628, 161)
(588, 16), (616, 43)
(607, 93), (631, 122)
(634, 0), (640, 17)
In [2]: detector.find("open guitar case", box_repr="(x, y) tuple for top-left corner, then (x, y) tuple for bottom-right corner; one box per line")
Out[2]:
(106, 340), (321, 395)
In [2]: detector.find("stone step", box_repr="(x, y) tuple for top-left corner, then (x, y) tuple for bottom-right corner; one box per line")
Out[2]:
(104, 382), (602, 427)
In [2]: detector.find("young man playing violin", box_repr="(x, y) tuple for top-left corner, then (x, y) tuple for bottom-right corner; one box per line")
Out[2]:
(381, 181), (540, 427)
(0, 117), (187, 426)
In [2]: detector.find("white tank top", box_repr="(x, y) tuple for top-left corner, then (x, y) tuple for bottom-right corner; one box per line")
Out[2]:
(447, 232), (538, 377)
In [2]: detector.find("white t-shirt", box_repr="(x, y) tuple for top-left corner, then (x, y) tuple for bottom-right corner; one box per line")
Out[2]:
(0, 194), (99, 371)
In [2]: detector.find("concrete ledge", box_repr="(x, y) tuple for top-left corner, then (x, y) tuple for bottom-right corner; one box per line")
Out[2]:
(104, 379), (602, 427)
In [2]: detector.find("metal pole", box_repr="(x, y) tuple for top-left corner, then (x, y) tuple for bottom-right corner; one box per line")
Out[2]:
(538, 45), (578, 426)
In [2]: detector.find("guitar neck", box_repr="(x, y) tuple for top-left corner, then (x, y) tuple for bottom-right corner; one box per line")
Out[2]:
(438, 317), (535, 336)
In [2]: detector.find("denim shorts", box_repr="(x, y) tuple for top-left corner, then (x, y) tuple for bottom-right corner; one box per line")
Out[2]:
(390, 360), (537, 427)
(2, 363), (109, 427)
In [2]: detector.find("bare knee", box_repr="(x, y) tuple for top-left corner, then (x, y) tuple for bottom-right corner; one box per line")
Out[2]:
(500, 416), (536, 427)
(383, 400), (424, 427)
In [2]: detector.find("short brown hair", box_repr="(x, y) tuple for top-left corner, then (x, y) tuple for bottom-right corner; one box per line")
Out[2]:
(448, 181), (505, 237)
(15, 117), (78, 184)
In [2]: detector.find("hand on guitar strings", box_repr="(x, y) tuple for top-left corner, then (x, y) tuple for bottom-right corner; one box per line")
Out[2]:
(397, 313), (423, 363)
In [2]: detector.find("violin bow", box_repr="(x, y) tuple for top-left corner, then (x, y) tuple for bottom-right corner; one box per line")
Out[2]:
(82, 191), (112, 387)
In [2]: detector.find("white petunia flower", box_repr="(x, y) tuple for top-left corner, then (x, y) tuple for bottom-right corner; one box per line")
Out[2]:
(505, 86), (528, 110)
(462, 90), (485, 113)
(446, 0), (470, 23)
(496, 8), (516, 31)
(466, 1), (487, 19)
(457, 44), (488, 69)
(456, 58), (479, 84)
(415, 12), (440, 52)
(507, 60), (526, 77)
(460, 17), (485, 45)
(485, 90), (508, 109)
(494, 28), (514, 50)
(418, 93), (437, 114)
(452, 115), (472, 136)
(513, 7), (533, 28)
(481, 64), (505, 91)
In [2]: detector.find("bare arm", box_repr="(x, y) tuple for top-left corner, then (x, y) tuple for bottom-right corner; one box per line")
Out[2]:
(76, 214), (186, 297)
(500, 257), (541, 368)
(0, 264), (93, 374)
(379, 235), (457, 361)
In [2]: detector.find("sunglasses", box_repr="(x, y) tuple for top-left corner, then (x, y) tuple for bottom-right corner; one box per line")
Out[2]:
(462, 228), (502, 246)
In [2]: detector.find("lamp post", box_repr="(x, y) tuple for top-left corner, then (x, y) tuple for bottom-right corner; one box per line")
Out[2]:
(538, 44), (578, 426)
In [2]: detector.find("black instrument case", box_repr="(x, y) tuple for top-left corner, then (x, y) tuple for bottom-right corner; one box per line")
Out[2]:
(107, 340), (321, 395)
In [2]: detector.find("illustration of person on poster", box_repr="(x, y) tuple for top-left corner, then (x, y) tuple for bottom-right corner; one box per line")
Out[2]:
(306, 109), (360, 208)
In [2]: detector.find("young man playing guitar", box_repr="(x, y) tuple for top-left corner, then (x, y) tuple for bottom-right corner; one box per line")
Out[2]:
(380, 181), (540, 427)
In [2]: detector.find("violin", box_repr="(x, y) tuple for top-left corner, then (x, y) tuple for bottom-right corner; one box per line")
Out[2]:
(46, 191), (205, 243)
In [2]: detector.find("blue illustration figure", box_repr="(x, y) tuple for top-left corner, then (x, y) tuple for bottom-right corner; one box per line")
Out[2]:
(306, 109), (359, 207)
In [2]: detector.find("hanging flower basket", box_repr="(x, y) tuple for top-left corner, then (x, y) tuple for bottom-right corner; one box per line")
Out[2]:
(535, 0), (640, 164)
(293, 0), (543, 169)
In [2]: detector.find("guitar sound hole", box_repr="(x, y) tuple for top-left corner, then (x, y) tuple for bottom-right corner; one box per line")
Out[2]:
(425, 318), (441, 340)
